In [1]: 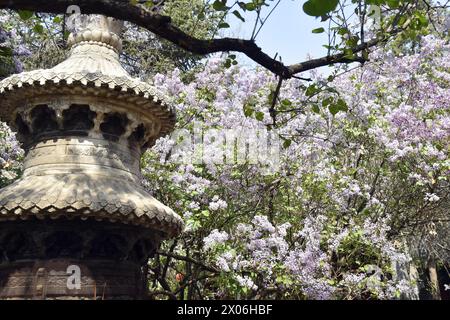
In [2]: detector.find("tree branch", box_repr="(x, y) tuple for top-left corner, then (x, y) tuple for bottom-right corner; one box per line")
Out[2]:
(0, 0), (402, 78)
(156, 250), (219, 274)
(269, 76), (283, 126)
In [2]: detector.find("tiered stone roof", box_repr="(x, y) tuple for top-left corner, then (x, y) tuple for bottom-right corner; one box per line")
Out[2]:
(0, 14), (183, 238)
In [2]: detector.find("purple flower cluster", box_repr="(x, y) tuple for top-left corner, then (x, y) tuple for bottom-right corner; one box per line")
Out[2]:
(140, 34), (449, 299)
(0, 13), (31, 74)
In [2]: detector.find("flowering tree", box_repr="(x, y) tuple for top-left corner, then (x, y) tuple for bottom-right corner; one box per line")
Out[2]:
(0, 17), (26, 184)
(0, 0), (447, 78)
(135, 33), (448, 299)
(0, 122), (23, 188)
(0, 2), (220, 78)
(0, 2), (449, 300)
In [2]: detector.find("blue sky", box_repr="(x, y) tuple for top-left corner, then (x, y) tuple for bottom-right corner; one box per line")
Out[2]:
(225, 0), (330, 69)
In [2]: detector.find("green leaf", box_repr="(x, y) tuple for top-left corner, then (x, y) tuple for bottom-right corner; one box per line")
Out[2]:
(255, 111), (265, 121)
(415, 12), (428, 27)
(305, 84), (318, 97)
(18, 10), (33, 20)
(386, 0), (399, 9)
(346, 35), (359, 48)
(268, 90), (275, 104)
(53, 16), (63, 24)
(33, 24), (44, 34)
(362, 49), (369, 61)
(366, 0), (384, 4)
(212, 0), (228, 11)
(328, 104), (340, 115)
(283, 139), (292, 149)
(232, 10), (245, 22)
(144, 0), (157, 8)
(312, 104), (320, 114)
(328, 98), (348, 115)
(322, 97), (333, 107)
(201, 210), (210, 217)
(336, 98), (348, 112)
(243, 104), (255, 117)
(245, 2), (257, 11)
(312, 27), (325, 34)
(303, 0), (339, 17)
(325, 87), (338, 94)
(63, 30), (70, 40)
(218, 22), (230, 29)
(338, 27), (349, 36)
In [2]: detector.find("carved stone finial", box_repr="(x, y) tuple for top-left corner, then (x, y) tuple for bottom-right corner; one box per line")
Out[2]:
(66, 14), (124, 52)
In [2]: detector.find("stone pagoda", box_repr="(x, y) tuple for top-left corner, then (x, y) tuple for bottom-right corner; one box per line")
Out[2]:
(0, 14), (183, 299)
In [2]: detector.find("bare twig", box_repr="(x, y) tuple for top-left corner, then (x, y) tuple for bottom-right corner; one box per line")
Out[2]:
(269, 76), (283, 125)
(156, 250), (219, 273)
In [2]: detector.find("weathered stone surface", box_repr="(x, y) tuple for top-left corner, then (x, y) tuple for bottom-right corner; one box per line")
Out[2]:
(0, 15), (175, 140)
(0, 219), (160, 299)
(0, 175), (182, 237)
(0, 129), (183, 237)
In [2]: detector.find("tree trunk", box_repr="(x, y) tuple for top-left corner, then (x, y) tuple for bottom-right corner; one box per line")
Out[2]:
(428, 259), (441, 300)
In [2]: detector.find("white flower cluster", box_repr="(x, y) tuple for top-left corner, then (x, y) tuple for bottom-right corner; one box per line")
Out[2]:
(208, 196), (228, 211)
(203, 229), (229, 250)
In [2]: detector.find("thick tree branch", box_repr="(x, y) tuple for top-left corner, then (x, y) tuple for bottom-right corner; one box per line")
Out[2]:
(0, 0), (400, 78)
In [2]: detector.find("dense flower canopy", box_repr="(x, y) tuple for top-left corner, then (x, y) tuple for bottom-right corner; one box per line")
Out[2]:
(142, 34), (449, 299)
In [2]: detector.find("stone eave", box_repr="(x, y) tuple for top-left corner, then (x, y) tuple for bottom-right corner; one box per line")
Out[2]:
(0, 74), (177, 138)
